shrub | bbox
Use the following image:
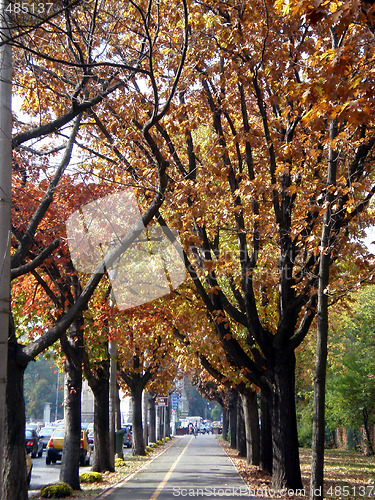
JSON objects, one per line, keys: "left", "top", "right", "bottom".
{"left": 80, "top": 472, "right": 103, "bottom": 483}
{"left": 165, "top": 436, "right": 170, "bottom": 442}
{"left": 41, "top": 482, "right": 73, "bottom": 498}
{"left": 156, "top": 440, "right": 163, "bottom": 446}
{"left": 115, "top": 458, "right": 126, "bottom": 468}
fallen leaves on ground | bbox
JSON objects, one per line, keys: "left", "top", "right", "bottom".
{"left": 219, "top": 439, "right": 375, "bottom": 500}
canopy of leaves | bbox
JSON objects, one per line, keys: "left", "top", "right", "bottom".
{"left": 326, "top": 286, "right": 375, "bottom": 431}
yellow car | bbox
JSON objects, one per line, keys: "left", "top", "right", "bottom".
{"left": 46, "top": 427, "right": 91, "bottom": 466}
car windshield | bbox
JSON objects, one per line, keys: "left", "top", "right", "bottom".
{"left": 25, "top": 430, "right": 33, "bottom": 438}
{"left": 53, "top": 429, "right": 65, "bottom": 438}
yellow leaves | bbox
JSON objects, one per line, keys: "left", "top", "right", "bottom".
{"left": 274, "top": 0, "right": 290, "bottom": 15}
{"left": 329, "top": 2, "right": 338, "bottom": 13}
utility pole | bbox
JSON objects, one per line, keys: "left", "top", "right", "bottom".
{"left": 0, "top": 0, "right": 12, "bottom": 485}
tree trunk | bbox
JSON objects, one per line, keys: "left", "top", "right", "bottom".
{"left": 131, "top": 382, "right": 145, "bottom": 455}
{"left": 60, "top": 322, "right": 83, "bottom": 490}
{"left": 269, "top": 351, "right": 303, "bottom": 491}
{"left": 229, "top": 391, "right": 238, "bottom": 449}
{"left": 260, "top": 390, "right": 272, "bottom": 474}
{"left": 2, "top": 340, "right": 28, "bottom": 500}
{"left": 149, "top": 393, "right": 156, "bottom": 443}
{"left": 236, "top": 394, "right": 246, "bottom": 457}
{"left": 89, "top": 361, "right": 114, "bottom": 472}
{"left": 222, "top": 405, "right": 229, "bottom": 440}
{"left": 310, "top": 112, "right": 338, "bottom": 500}
{"left": 362, "top": 408, "right": 374, "bottom": 456}
{"left": 241, "top": 391, "right": 260, "bottom": 466}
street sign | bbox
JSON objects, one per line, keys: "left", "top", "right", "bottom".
{"left": 155, "top": 396, "right": 168, "bottom": 407}
{"left": 171, "top": 393, "right": 180, "bottom": 410}
{"left": 171, "top": 409, "right": 176, "bottom": 415}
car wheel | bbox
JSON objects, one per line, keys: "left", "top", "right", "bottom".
{"left": 38, "top": 449, "right": 43, "bottom": 458}
{"left": 31, "top": 451, "right": 36, "bottom": 459}
{"left": 52, "top": 459, "right": 56, "bottom": 464}
{"left": 46, "top": 456, "right": 51, "bottom": 465}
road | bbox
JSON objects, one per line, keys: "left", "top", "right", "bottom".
{"left": 100, "top": 434, "right": 251, "bottom": 500}
{"left": 28, "top": 449, "right": 94, "bottom": 491}
{"left": 29, "top": 449, "right": 58, "bottom": 491}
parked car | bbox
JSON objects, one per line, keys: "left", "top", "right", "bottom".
{"left": 46, "top": 427, "right": 91, "bottom": 466}
{"left": 25, "top": 428, "right": 43, "bottom": 458}
{"left": 38, "top": 426, "right": 55, "bottom": 449}
{"left": 122, "top": 424, "right": 132, "bottom": 448}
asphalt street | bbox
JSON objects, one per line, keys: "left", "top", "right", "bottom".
{"left": 100, "top": 434, "right": 252, "bottom": 500}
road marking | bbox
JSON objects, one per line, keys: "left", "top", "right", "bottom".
{"left": 150, "top": 436, "right": 193, "bottom": 500}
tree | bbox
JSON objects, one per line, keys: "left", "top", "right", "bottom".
{"left": 81, "top": 292, "right": 114, "bottom": 472}
{"left": 172, "top": 287, "right": 263, "bottom": 465}
{"left": 272, "top": 2, "right": 375, "bottom": 496}
{"left": 146, "top": 0, "right": 375, "bottom": 490}
{"left": 115, "top": 303, "right": 179, "bottom": 455}
{"left": 0, "top": 0, "right": 13, "bottom": 486}
{"left": 23, "top": 355, "right": 64, "bottom": 422}
{"left": 326, "top": 286, "right": 375, "bottom": 455}
{"left": 3, "top": 0, "right": 189, "bottom": 496}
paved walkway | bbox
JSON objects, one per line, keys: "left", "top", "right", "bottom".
{"left": 99, "top": 434, "right": 252, "bottom": 499}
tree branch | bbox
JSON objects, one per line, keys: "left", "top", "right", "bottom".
{"left": 11, "top": 239, "right": 60, "bottom": 280}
